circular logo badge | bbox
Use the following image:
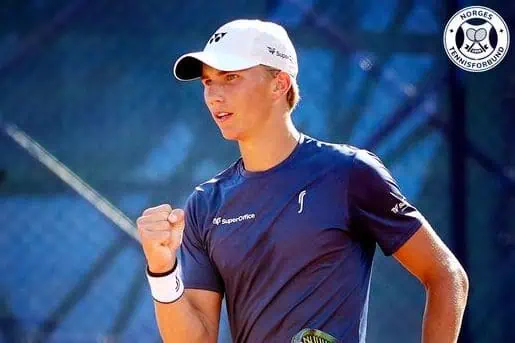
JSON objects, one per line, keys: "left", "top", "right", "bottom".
{"left": 444, "top": 6, "right": 510, "bottom": 72}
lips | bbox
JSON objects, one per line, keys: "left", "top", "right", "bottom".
{"left": 214, "top": 111, "right": 234, "bottom": 122}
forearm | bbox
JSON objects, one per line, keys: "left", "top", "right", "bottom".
{"left": 154, "top": 295, "right": 218, "bottom": 343}
{"left": 421, "top": 268, "right": 469, "bottom": 343}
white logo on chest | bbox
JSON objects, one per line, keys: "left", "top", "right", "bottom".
{"left": 297, "top": 190, "right": 307, "bottom": 214}
{"left": 212, "top": 213, "right": 256, "bottom": 225}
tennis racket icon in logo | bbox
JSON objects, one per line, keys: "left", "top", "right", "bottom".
{"left": 466, "top": 27, "right": 487, "bottom": 51}
{"left": 459, "top": 22, "right": 493, "bottom": 59}
{"left": 468, "top": 28, "right": 487, "bottom": 41}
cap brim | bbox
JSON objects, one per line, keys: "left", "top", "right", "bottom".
{"left": 173, "top": 51, "right": 259, "bottom": 81}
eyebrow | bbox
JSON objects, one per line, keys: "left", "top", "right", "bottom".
{"left": 200, "top": 70, "right": 232, "bottom": 80}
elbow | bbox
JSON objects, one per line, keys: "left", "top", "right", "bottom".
{"left": 447, "top": 260, "right": 469, "bottom": 297}
{"left": 446, "top": 264, "right": 469, "bottom": 309}
{"left": 456, "top": 265, "right": 469, "bottom": 296}
{"left": 425, "top": 260, "right": 469, "bottom": 300}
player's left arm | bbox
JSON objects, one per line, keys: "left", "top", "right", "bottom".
{"left": 348, "top": 149, "right": 469, "bottom": 342}
{"left": 393, "top": 218, "right": 469, "bottom": 343}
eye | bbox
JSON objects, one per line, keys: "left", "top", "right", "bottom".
{"left": 225, "top": 74, "right": 239, "bottom": 81}
{"left": 202, "top": 78, "right": 212, "bottom": 86}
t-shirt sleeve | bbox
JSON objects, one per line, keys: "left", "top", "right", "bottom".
{"left": 348, "top": 149, "right": 423, "bottom": 255}
{"left": 179, "top": 191, "right": 224, "bottom": 293}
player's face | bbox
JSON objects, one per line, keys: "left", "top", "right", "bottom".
{"left": 201, "top": 64, "right": 275, "bottom": 141}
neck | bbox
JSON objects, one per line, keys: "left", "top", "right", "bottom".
{"left": 238, "top": 113, "right": 300, "bottom": 172}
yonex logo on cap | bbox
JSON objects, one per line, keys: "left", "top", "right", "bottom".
{"left": 208, "top": 32, "right": 227, "bottom": 44}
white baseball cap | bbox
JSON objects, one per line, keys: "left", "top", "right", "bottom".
{"left": 173, "top": 19, "right": 298, "bottom": 81}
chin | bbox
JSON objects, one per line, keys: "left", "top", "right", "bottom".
{"left": 219, "top": 129, "right": 241, "bottom": 141}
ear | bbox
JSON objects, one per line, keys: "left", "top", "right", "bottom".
{"left": 271, "top": 72, "right": 291, "bottom": 100}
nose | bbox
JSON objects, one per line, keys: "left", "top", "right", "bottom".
{"left": 205, "top": 83, "right": 225, "bottom": 106}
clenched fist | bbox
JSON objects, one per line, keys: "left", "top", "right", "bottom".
{"left": 137, "top": 204, "right": 185, "bottom": 273}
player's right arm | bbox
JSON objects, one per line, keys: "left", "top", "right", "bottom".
{"left": 137, "top": 204, "right": 223, "bottom": 343}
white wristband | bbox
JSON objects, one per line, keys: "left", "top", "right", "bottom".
{"left": 146, "top": 264, "right": 185, "bottom": 303}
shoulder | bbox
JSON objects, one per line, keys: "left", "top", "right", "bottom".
{"left": 306, "top": 135, "right": 385, "bottom": 171}
{"left": 349, "top": 148, "right": 393, "bottom": 185}
{"left": 301, "top": 134, "right": 365, "bottom": 172}
{"left": 300, "top": 135, "right": 392, "bottom": 189}
{"left": 303, "top": 134, "right": 358, "bottom": 157}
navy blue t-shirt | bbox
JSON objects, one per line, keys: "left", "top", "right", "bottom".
{"left": 179, "top": 134, "right": 422, "bottom": 343}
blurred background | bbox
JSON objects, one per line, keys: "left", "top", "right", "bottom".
{"left": 0, "top": 0, "right": 514, "bottom": 342}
